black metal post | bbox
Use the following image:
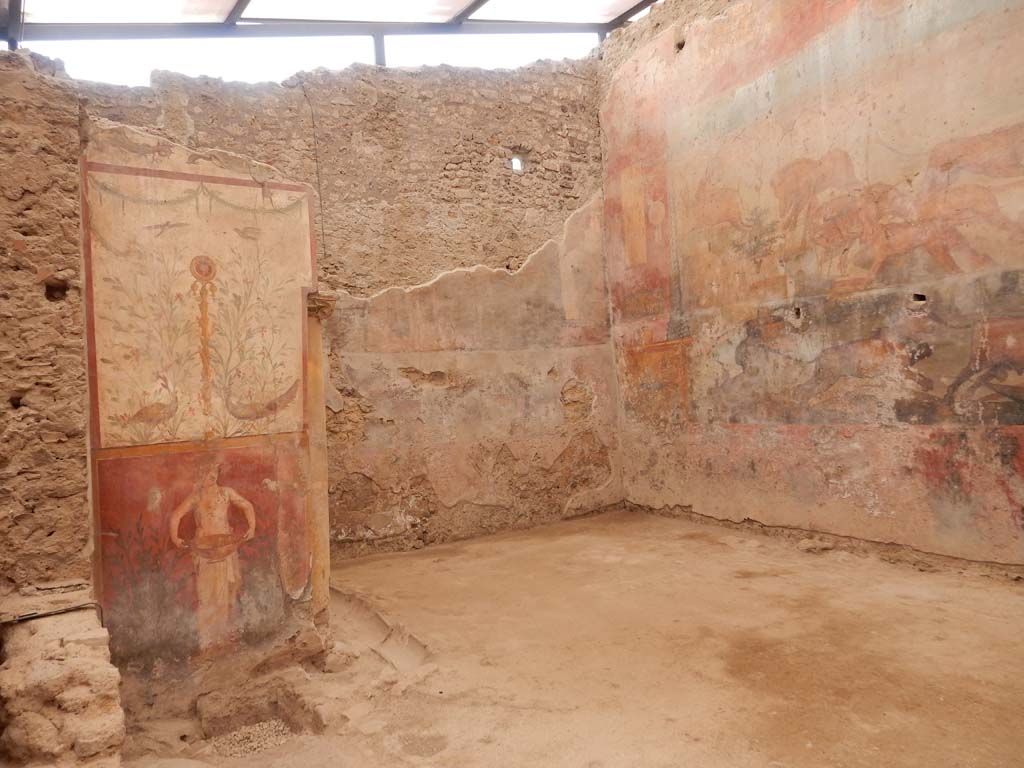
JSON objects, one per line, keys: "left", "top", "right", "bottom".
{"left": 224, "top": 0, "right": 253, "bottom": 25}
{"left": 7, "top": 0, "right": 23, "bottom": 51}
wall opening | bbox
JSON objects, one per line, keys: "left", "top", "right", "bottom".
{"left": 44, "top": 277, "right": 68, "bottom": 302}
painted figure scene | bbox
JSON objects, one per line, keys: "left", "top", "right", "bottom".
{"left": 1, "top": 1, "right": 1023, "bottom": 767}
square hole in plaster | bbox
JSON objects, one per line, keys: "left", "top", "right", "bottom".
{"left": 912, "top": 293, "right": 927, "bottom": 302}
{"left": 45, "top": 280, "right": 68, "bottom": 302}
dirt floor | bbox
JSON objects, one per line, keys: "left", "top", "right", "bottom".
{"left": 133, "top": 509, "right": 1024, "bottom": 768}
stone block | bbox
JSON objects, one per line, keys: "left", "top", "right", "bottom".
{"left": 1, "top": 711, "right": 66, "bottom": 760}
{"left": 69, "top": 711, "right": 126, "bottom": 758}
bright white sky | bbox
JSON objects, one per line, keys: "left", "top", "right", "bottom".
{"left": 26, "top": 33, "right": 603, "bottom": 86}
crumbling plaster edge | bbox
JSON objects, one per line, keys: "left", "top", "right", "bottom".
{"left": 325, "top": 193, "right": 605, "bottom": 307}
{"left": 79, "top": 115, "right": 317, "bottom": 196}
{"left": 597, "top": 1, "right": 735, "bottom": 100}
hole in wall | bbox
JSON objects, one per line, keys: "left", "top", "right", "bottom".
{"left": 508, "top": 145, "right": 531, "bottom": 175}
{"left": 912, "top": 293, "right": 927, "bottom": 302}
{"left": 793, "top": 306, "right": 802, "bottom": 319}
{"left": 675, "top": 38, "right": 686, "bottom": 52}
{"left": 44, "top": 277, "right": 68, "bottom": 302}
{"left": 9, "top": 394, "right": 22, "bottom": 409}
{"left": 910, "top": 342, "right": 933, "bottom": 365}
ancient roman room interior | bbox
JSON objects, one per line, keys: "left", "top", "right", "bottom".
{"left": 1, "top": 0, "right": 1023, "bottom": 765}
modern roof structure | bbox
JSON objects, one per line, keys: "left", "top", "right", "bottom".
{"left": 2, "top": 1, "right": 661, "bottom": 62}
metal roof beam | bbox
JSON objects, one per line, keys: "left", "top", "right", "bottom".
{"left": 20, "top": 20, "right": 607, "bottom": 40}
{"left": 605, "top": 0, "right": 659, "bottom": 31}
{"left": 224, "top": 0, "right": 252, "bottom": 24}
{"left": 450, "top": 0, "right": 492, "bottom": 23}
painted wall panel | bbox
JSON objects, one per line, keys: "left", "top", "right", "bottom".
{"left": 83, "top": 123, "right": 320, "bottom": 662}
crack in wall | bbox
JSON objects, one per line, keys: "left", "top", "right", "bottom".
{"left": 298, "top": 77, "right": 329, "bottom": 271}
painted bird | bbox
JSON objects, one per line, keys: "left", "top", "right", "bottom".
{"left": 118, "top": 374, "right": 179, "bottom": 427}
{"left": 226, "top": 378, "right": 299, "bottom": 421}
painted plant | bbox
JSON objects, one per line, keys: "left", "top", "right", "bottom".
{"left": 88, "top": 172, "right": 309, "bottom": 448}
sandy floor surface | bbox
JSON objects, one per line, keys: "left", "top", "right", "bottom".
{"left": 134, "top": 509, "right": 1024, "bottom": 768}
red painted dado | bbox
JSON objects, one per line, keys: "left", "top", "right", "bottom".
{"left": 96, "top": 437, "right": 309, "bottom": 660}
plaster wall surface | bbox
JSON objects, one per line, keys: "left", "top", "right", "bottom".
{"left": 602, "top": 0, "right": 1024, "bottom": 562}
{"left": 326, "top": 196, "right": 622, "bottom": 556}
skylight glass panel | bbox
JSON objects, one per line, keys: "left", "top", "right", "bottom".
{"left": 243, "top": 0, "right": 467, "bottom": 22}
{"left": 386, "top": 33, "right": 600, "bottom": 68}
{"left": 469, "top": 0, "right": 641, "bottom": 23}
{"left": 24, "top": 0, "right": 237, "bottom": 24}
{"left": 28, "top": 36, "right": 375, "bottom": 86}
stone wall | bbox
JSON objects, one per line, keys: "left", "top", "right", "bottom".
{"left": 0, "top": 603, "right": 125, "bottom": 767}
{"left": 66, "top": 55, "right": 606, "bottom": 557}
{"left": 327, "top": 195, "right": 621, "bottom": 557}
{"left": 0, "top": 36, "right": 614, "bottom": 596}
{"left": 76, "top": 61, "right": 602, "bottom": 296}
{"left": 598, "top": 0, "right": 733, "bottom": 93}
{"left": 0, "top": 52, "right": 91, "bottom": 596}
{"left": 602, "top": 0, "right": 1024, "bottom": 563}
{"left": 3, "top": 0, "right": 1022, "bottom": 616}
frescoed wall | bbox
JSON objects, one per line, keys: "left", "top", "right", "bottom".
{"left": 325, "top": 197, "right": 622, "bottom": 555}
{"left": 603, "top": 0, "right": 1024, "bottom": 562}
{"left": 82, "top": 122, "right": 321, "bottom": 662}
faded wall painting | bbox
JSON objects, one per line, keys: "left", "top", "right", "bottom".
{"left": 324, "top": 198, "right": 622, "bottom": 556}
{"left": 603, "top": 0, "right": 1024, "bottom": 562}
{"left": 83, "top": 123, "right": 317, "bottom": 662}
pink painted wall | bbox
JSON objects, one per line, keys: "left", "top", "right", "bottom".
{"left": 602, "top": 0, "right": 1024, "bottom": 562}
